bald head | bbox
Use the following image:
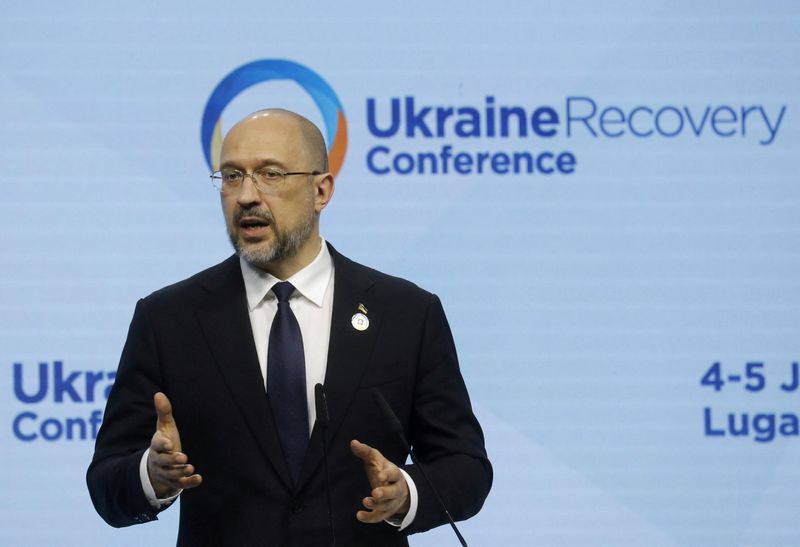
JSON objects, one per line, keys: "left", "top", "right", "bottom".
{"left": 223, "top": 109, "right": 329, "bottom": 173}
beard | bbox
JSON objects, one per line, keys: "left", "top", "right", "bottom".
{"left": 227, "top": 206, "right": 314, "bottom": 270}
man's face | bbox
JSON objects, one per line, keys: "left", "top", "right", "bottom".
{"left": 219, "top": 113, "right": 319, "bottom": 271}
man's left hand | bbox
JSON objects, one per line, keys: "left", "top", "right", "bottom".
{"left": 350, "top": 439, "right": 410, "bottom": 523}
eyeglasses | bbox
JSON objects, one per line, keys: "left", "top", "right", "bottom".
{"left": 210, "top": 167, "right": 320, "bottom": 193}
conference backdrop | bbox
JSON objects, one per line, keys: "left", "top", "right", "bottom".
{"left": 1, "top": 2, "right": 798, "bottom": 546}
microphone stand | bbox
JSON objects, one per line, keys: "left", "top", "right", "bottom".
{"left": 315, "top": 383, "right": 336, "bottom": 547}
{"left": 371, "top": 388, "right": 468, "bottom": 547}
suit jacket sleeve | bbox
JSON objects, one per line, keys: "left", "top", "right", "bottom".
{"left": 86, "top": 298, "right": 167, "bottom": 527}
{"left": 401, "top": 293, "right": 492, "bottom": 535}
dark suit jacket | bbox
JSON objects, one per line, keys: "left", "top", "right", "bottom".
{"left": 87, "top": 244, "right": 492, "bottom": 547}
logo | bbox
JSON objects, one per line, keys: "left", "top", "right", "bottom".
{"left": 201, "top": 59, "right": 348, "bottom": 176}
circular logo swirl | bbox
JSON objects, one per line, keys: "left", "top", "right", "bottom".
{"left": 201, "top": 59, "right": 347, "bottom": 177}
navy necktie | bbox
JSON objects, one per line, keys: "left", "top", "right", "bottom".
{"left": 267, "top": 281, "right": 309, "bottom": 484}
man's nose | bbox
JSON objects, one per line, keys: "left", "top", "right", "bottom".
{"left": 236, "top": 174, "right": 261, "bottom": 205}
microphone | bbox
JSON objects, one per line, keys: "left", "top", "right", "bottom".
{"left": 315, "top": 383, "right": 336, "bottom": 547}
{"left": 371, "top": 388, "right": 468, "bottom": 547}
{"left": 315, "top": 383, "right": 330, "bottom": 427}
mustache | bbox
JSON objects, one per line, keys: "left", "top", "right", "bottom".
{"left": 234, "top": 207, "right": 275, "bottom": 225}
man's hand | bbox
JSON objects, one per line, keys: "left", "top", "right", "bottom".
{"left": 350, "top": 439, "right": 410, "bottom": 523}
{"left": 147, "top": 392, "right": 202, "bottom": 499}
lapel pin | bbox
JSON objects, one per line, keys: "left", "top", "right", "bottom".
{"left": 351, "top": 304, "right": 369, "bottom": 332}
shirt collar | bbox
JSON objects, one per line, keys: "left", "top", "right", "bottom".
{"left": 239, "top": 237, "right": 333, "bottom": 311}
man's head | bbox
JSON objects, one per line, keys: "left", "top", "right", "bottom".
{"left": 218, "top": 109, "right": 334, "bottom": 278}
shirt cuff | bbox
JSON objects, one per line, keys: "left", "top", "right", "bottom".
{"left": 384, "top": 468, "right": 418, "bottom": 531}
{"left": 139, "top": 449, "right": 182, "bottom": 509}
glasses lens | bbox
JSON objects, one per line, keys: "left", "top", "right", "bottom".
{"left": 219, "top": 168, "right": 244, "bottom": 188}
{"left": 254, "top": 168, "right": 284, "bottom": 187}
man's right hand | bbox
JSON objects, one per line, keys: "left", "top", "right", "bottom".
{"left": 147, "top": 392, "right": 203, "bottom": 499}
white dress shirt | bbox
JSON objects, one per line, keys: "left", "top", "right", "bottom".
{"left": 240, "top": 236, "right": 335, "bottom": 432}
{"left": 139, "top": 238, "right": 417, "bottom": 529}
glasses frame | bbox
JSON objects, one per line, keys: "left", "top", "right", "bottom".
{"left": 210, "top": 167, "right": 321, "bottom": 193}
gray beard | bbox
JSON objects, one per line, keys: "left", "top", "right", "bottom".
{"left": 228, "top": 211, "right": 314, "bottom": 270}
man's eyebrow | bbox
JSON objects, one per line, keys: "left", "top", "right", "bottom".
{"left": 219, "top": 158, "right": 289, "bottom": 171}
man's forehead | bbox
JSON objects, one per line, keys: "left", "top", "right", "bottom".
{"left": 220, "top": 109, "right": 326, "bottom": 170}
{"left": 228, "top": 112, "right": 304, "bottom": 139}
{"left": 222, "top": 116, "right": 305, "bottom": 155}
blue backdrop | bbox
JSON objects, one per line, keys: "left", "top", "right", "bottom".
{"left": 1, "top": 2, "right": 798, "bottom": 546}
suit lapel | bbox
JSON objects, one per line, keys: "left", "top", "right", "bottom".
{"left": 193, "top": 255, "right": 294, "bottom": 491}
{"left": 297, "top": 244, "right": 383, "bottom": 488}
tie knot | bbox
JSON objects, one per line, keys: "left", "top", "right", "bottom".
{"left": 271, "top": 281, "right": 295, "bottom": 303}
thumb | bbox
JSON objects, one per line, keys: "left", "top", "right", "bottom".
{"left": 154, "top": 392, "right": 176, "bottom": 430}
{"left": 350, "top": 439, "right": 376, "bottom": 463}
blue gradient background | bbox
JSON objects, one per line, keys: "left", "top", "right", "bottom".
{"left": 1, "top": 2, "right": 798, "bottom": 546}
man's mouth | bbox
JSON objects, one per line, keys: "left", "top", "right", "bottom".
{"left": 239, "top": 217, "right": 269, "bottom": 228}
{"left": 238, "top": 216, "right": 272, "bottom": 238}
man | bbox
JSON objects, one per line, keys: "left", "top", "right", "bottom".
{"left": 87, "top": 109, "right": 491, "bottom": 546}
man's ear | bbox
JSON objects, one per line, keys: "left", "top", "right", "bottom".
{"left": 314, "top": 173, "right": 335, "bottom": 213}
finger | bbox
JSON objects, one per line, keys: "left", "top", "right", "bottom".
{"left": 177, "top": 473, "right": 203, "bottom": 490}
{"left": 154, "top": 392, "right": 176, "bottom": 429}
{"left": 154, "top": 471, "right": 204, "bottom": 492}
{"left": 357, "top": 484, "right": 408, "bottom": 524}
{"left": 149, "top": 462, "right": 191, "bottom": 486}
{"left": 357, "top": 508, "right": 391, "bottom": 524}
{"left": 357, "top": 501, "right": 402, "bottom": 524}
{"left": 150, "top": 433, "right": 175, "bottom": 454}
{"left": 350, "top": 439, "right": 377, "bottom": 462}
{"left": 351, "top": 440, "right": 391, "bottom": 473}
{"left": 149, "top": 455, "right": 200, "bottom": 480}
{"left": 151, "top": 450, "right": 189, "bottom": 468}
{"left": 372, "top": 482, "right": 401, "bottom": 501}
{"left": 373, "top": 464, "right": 402, "bottom": 485}
{"left": 152, "top": 464, "right": 195, "bottom": 482}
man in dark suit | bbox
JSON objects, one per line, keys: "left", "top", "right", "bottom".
{"left": 87, "top": 109, "right": 491, "bottom": 546}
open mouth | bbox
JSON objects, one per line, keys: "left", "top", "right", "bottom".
{"left": 239, "top": 217, "right": 270, "bottom": 229}
{"left": 238, "top": 216, "right": 271, "bottom": 238}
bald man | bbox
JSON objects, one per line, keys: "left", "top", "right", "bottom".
{"left": 87, "top": 110, "right": 491, "bottom": 547}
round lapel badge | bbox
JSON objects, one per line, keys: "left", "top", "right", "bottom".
{"left": 351, "top": 312, "right": 369, "bottom": 331}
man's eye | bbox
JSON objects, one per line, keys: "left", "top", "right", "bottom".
{"left": 222, "top": 171, "right": 242, "bottom": 182}
{"left": 260, "top": 169, "right": 283, "bottom": 181}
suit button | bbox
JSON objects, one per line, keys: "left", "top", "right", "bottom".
{"left": 291, "top": 499, "right": 305, "bottom": 513}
